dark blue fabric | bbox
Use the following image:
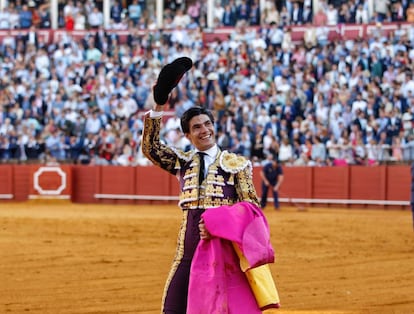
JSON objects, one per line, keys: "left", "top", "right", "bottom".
{"left": 163, "top": 209, "right": 203, "bottom": 313}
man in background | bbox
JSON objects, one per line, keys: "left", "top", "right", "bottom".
{"left": 260, "top": 155, "right": 284, "bottom": 210}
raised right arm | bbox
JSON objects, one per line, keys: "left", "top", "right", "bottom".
{"left": 141, "top": 113, "right": 179, "bottom": 175}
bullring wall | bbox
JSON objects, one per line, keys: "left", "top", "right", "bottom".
{"left": 0, "top": 164, "right": 410, "bottom": 209}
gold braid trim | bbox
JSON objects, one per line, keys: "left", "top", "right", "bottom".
{"left": 235, "top": 164, "right": 260, "bottom": 206}
{"left": 220, "top": 151, "right": 250, "bottom": 174}
{"left": 170, "top": 146, "right": 194, "bottom": 162}
{"left": 142, "top": 117, "right": 184, "bottom": 174}
{"left": 161, "top": 210, "right": 188, "bottom": 313}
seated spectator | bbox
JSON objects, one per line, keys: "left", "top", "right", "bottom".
{"left": 222, "top": 4, "right": 237, "bottom": 26}
{"left": 278, "top": 137, "right": 293, "bottom": 164}
{"left": 326, "top": 4, "right": 338, "bottom": 26}
{"left": 65, "top": 12, "right": 74, "bottom": 30}
{"left": 355, "top": 4, "right": 369, "bottom": 24}
{"left": 128, "top": 0, "right": 142, "bottom": 26}
{"left": 111, "top": 0, "right": 124, "bottom": 24}
{"left": 249, "top": 0, "right": 261, "bottom": 26}
{"left": 74, "top": 11, "right": 86, "bottom": 30}
{"left": 263, "top": 1, "right": 280, "bottom": 25}
{"left": 338, "top": 3, "right": 352, "bottom": 24}
{"left": 374, "top": 0, "right": 390, "bottom": 22}
{"left": 0, "top": 7, "right": 11, "bottom": 29}
{"left": 0, "top": 1, "right": 414, "bottom": 168}
{"left": 88, "top": 7, "right": 103, "bottom": 29}
{"left": 19, "top": 4, "right": 33, "bottom": 29}
{"left": 7, "top": 5, "right": 20, "bottom": 29}
{"left": 311, "top": 136, "right": 326, "bottom": 166}
{"left": 279, "top": 6, "right": 290, "bottom": 26}
{"left": 407, "top": 2, "right": 414, "bottom": 22}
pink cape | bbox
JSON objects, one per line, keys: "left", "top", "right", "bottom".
{"left": 187, "top": 202, "right": 275, "bottom": 314}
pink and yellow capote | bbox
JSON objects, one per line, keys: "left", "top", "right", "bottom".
{"left": 187, "top": 201, "right": 280, "bottom": 313}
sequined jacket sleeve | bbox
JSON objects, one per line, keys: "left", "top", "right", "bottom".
{"left": 235, "top": 162, "right": 260, "bottom": 207}
{"left": 141, "top": 116, "right": 179, "bottom": 175}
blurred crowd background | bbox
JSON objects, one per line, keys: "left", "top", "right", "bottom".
{"left": 1, "top": 0, "right": 414, "bottom": 167}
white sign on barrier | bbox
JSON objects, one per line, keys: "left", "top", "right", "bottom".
{"left": 33, "top": 167, "right": 67, "bottom": 195}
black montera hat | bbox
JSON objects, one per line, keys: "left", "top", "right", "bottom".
{"left": 153, "top": 57, "right": 193, "bottom": 105}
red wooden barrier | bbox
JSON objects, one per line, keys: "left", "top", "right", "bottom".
{"left": 312, "top": 166, "right": 350, "bottom": 208}
{"left": 349, "top": 166, "right": 387, "bottom": 208}
{"left": 72, "top": 165, "right": 97, "bottom": 203}
{"left": 280, "top": 167, "right": 313, "bottom": 199}
{"left": 13, "top": 165, "right": 31, "bottom": 202}
{"left": 135, "top": 166, "right": 175, "bottom": 204}
{"left": 0, "top": 164, "right": 410, "bottom": 209}
{"left": 96, "top": 166, "right": 136, "bottom": 205}
{"left": 0, "top": 165, "right": 13, "bottom": 201}
{"left": 386, "top": 165, "right": 411, "bottom": 209}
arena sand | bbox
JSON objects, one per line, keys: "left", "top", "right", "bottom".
{"left": 1, "top": 203, "right": 413, "bottom": 314}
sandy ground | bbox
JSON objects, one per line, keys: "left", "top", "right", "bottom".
{"left": 1, "top": 202, "right": 414, "bottom": 314}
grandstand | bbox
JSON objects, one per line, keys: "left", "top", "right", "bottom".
{"left": 0, "top": 0, "right": 413, "bottom": 166}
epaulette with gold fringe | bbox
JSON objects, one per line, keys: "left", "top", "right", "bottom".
{"left": 219, "top": 151, "right": 250, "bottom": 174}
{"left": 170, "top": 147, "right": 195, "bottom": 170}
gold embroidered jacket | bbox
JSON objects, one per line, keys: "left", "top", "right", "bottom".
{"left": 141, "top": 116, "right": 259, "bottom": 210}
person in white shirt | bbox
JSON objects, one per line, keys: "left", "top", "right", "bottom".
{"left": 352, "top": 93, "right": 367, "bottom": 114}
{"left": 74, "top": 11, "right": 86, "bottom": 30}
{"left": 63, "top": 0, "right": 75, "bottom": 17}
{"left": 268, "top": 23, "right": 284, "bottom": 48}
{"left": 213, "top": 1, "right": 225, "bottom": 26}
{"left": 278, "top": 137, "right": 293, "bottom": 163}
{"left": 263, "top": 1, "right": 280, "bottom": 25}
{"left": 9, "top": 7, "right": 20, "bottom": 29}
{"left": 355, "top": 4, "right": 369, "bottom": 23}
{"left": 401, "top": 72, "right": 414, "bottom": 98}
{"left": 88, "top": 7, "right": 103, "bottom": 28}
{"left": 326, "top": 4, "right": 338, "bottom": 25}
{"left": 315, "top": 25, "right": 330, "bottom": 47}
{"left": 251, "top": 30, "right": 267, "bottom": 50}
{"left": 170, "top": 24, "right": 189, "bottom": 46}
{"left": 35, "top": 48, "right": 50, "bottom": 75}
{"left": 0, "top": 7, "right": 10, "bottom": 29}
{"left": 173, "top": 8, "right": 191, "bottom": 28}
{"left": 2, "top": 30, "right": 16, "bottom": 50}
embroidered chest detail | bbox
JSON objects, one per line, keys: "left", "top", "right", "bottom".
{"left": 220, "top": 151, "right": 250, "bottom": 173}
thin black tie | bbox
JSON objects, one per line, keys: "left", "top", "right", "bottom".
{"left": 198, "top": 152, "right": 206, "bottom": 186}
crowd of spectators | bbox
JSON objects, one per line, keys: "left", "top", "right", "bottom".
{"left": 1, "top": 0, "right": 414, "bottom": 30}
{"left": 1, "top": 0, "right": 414, "bottom": 167}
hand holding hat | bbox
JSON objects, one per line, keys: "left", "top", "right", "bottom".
{"left": 153, "top": 57, "right": 193, "bottom": 105}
